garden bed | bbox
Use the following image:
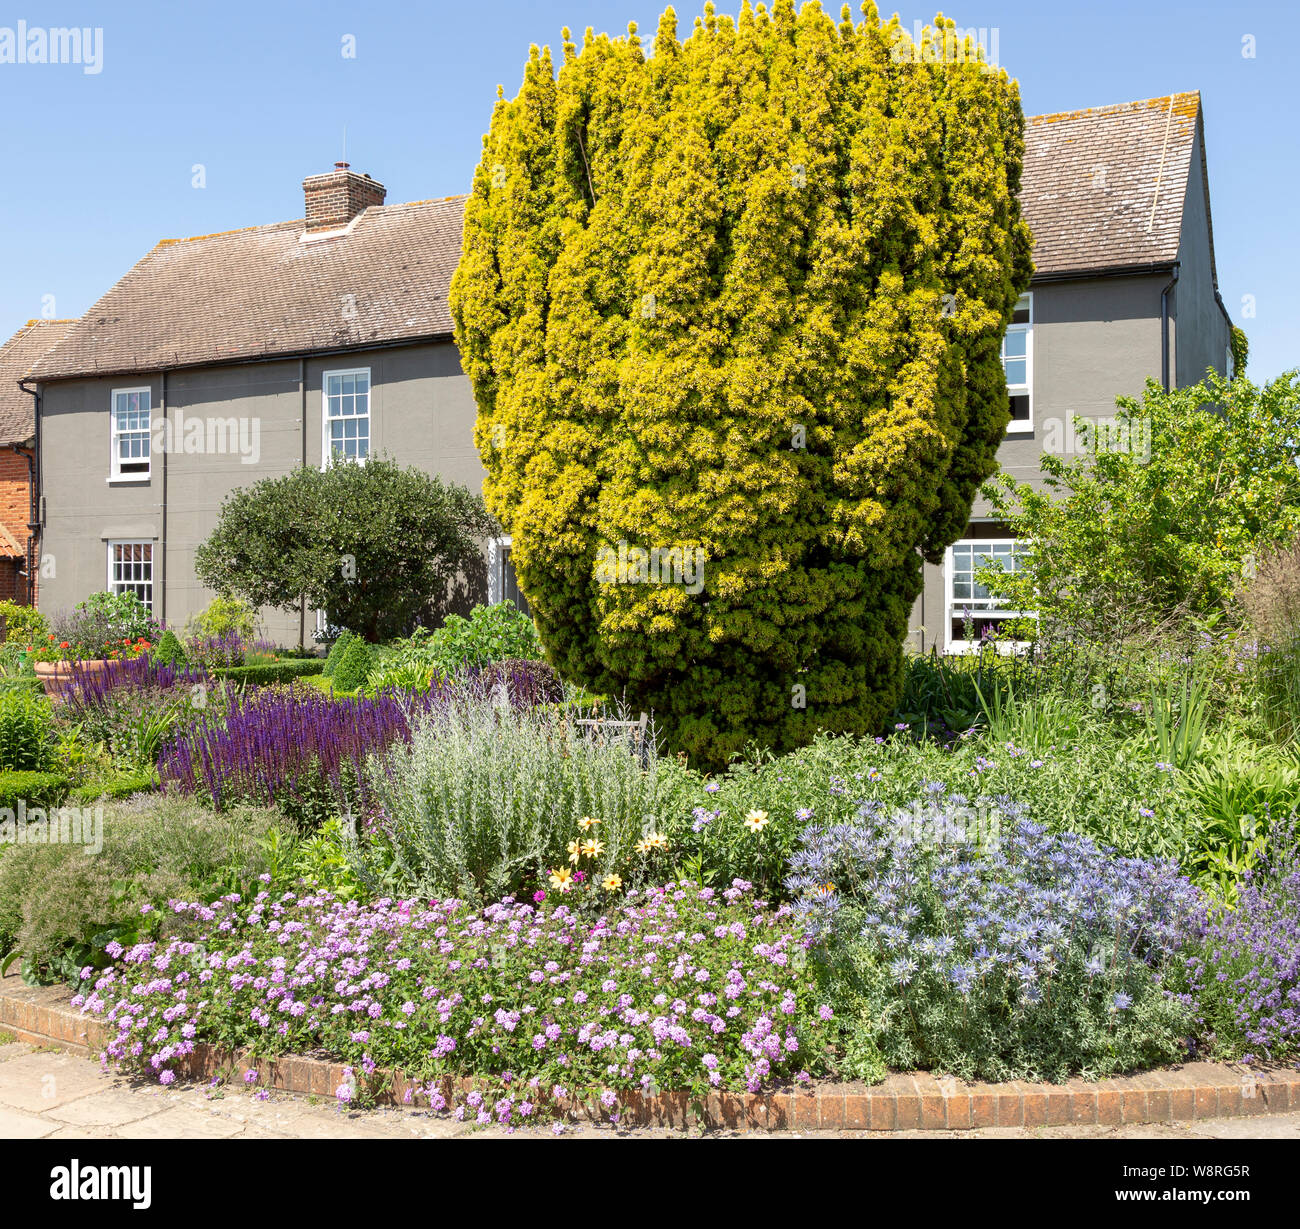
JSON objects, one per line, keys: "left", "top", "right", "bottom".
{"left": 0, "top": 971, "right": 1291, "bottom": 1132}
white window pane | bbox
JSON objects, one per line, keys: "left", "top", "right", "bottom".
{"left": 1004, "top": 358, "right": 1026, "bottom": 386}
{"left": 1003, "top": 331, "right": 1027, "bottom": 359}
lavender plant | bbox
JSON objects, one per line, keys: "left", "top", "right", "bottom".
{"left": 77, "top": 880, "right": 833, "bottom": 1122}
{"left": 1180, "top": 819, "right": 1300, "bottom": 1060}
{"left": 789, "top": 795, "right": 1204, "bottom": 1082}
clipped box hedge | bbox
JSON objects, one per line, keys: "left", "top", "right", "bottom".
{"left": 213, "top": 659, "right": 324, "bottom": 686}
{"left": 67, "top": 770, "right": 158, "bottom": 804}
{"left": 0, "top": 770, "right": 71, "bottom": 811}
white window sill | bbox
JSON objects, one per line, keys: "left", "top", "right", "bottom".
{"left": 946, "top": 639, "right": 1033, "bottom": 657}
{"left": 1005, "top": 422, "right": 1034, "bottom": 436}
{"left": 107, "top": 475, "right": 152, "bottom": 484}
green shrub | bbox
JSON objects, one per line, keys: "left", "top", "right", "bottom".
{"left": 428, "top": 602, "right": 541, "bottom": 669}
{"left": 0, "top": 688, "right": 55, "bottom": 771}
{"left": 367, "top": 695, "right": 660, "bottom": 901}
{"left": 151, "top": 629, "right": 188, "bottom": 668}
{"left": 48, "top": 591, "right": 159, "bottom": 660}
{"left": 213, "top": 659, "right": 324, "bottom": 686}
{"left": 0, "top": 794, "right": 283, "bottom": 983}
{"left": 322, "top": 629, "right": 354, "bottom": 678}
{"left": 0, "top": 600, "right": 49, "bottom": 646}
{"left": 365, "top": 659, "right": 439, "bottom": 693}
{"left": 983, "top": 371, "right": 1300, "bottom": 641}
{"left": 195, "top": 458, "right": 496, "bottom": 641}
{"left": 330, "top": 637, "right": 375, "bottom": 694}
{"left": 0, "top": 770, "right": 69, "bottom": 811}
{"left": 188, "top": 595, "right": 258, "bottom": 642}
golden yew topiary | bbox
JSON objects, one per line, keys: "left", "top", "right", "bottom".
{"left": 451, "top": 1, "right": 1033, "bottom": 767}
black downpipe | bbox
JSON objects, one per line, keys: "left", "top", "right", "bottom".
{"left": 159, "top": 372, "right": 167, "bottom": 626}
{"left": 16, "top": 377, "right": 41, "bottom": 606}
{"left": 298, "top": 357, "right": 307, "bottom": 650}
{"left": 1160, "top": 265, "right": 1181, "bottom": 391}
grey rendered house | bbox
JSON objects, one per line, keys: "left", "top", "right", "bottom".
{"left": 25, "top": 92, "right": 1231, "bottom": 651}
{"left": 913, "top": 91, "right": 1233, "bottom": 653}
{"left": 28, "top": 169, "right": 488, "bottom": 645}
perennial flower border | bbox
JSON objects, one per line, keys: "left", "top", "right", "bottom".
{"left": 74, "top": 879, "right": 835, "bottom": 1128}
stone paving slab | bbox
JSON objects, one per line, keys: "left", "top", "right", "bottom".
{"left": 0, "top": 1049, "right": 126, "bottom": 1113}
{"left": 0, "top": 1103, "right": 60, "bottom": 1138}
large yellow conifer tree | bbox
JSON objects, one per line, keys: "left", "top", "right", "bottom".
{"left": 451, "top": 2, "right": 1033, "bottom": 767}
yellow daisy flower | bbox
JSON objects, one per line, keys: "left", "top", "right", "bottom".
{"left": 744, "top": 809, "right": 770, "bottom": 832}
{"left": 581, "top": 839, "right": 606, "bottom": 859}
{"left": 577, "top": 816, "right": 601, "bottom": 832}
{"left": 602, "top": 874, "right": 623, "bottom": 892}
{"left": 566, "top": 839, "right": 582, "bottom": 865}
{"left": 548, "top": 867, "right": 573, "bottom": 891}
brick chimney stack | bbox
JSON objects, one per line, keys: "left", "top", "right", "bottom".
{"left": 302, "top": 162, "right": 386, "bottom": 233}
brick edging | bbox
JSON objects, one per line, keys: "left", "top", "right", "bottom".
{"left": 1, "top": 975, "right": 1294, "bottom": 1131}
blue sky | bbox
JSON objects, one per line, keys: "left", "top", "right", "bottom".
{"left": 1, "top": 0, "right": 1296, "bottom": 380}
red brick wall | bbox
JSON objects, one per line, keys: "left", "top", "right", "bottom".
{"left": 0, "top": 449, "right": 34, "bottom": 605}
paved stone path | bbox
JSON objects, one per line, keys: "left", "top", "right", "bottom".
{"left": 3, "top": 1038, "right": 1298, "bottom": 1140}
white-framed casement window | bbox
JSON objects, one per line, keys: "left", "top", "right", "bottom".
{"left": 107, "top": 541, "right": 154, "bottom": 612}
{"left": 1002, "top": 293, "right": 1033, "bottom": 433}
{"left": 110, "top": 387, "right": 152, "bottom": 480}
{"left": 487, "top": 536, "right": 531, "bottom": 617}
{"left": 945, "top": 537, "right": 1033, "bottom": 654}
{"left": 322, "top": 368, "right": 371, "bottom": 466}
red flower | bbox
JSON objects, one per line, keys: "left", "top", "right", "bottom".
{"left": 59, "top": 641, "right": 70, "bottom": 650}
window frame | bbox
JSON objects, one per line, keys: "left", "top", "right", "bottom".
{"left": 488, "top": 535, "right": 530, "bottom": 616}
{"left": 944, "top": 536, "right": 1034, "bottom": 655}
{"left": 106, "top": 540, "right": 155, "bottom": 612}
{"left": 321, "top": 366, "right": 372, "bottom": 469}
{"left": 109, "top": 385, "right": 153, "bottom": 482}
{"left": 1002, "top": 292, "right": 1033, "bottom": 435}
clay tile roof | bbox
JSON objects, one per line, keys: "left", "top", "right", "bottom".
{"left": 29, "top": 93, "right": 1206, "bottom": 382}
{"left": 31, "top": 196, "right": 466, "bottom": 381}
{"left": 0, "top": 318, "right": 76, "bottom": 442}
{"left": 1022, "top": 91, "right": 1202, "bottom": 276}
